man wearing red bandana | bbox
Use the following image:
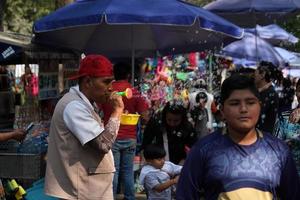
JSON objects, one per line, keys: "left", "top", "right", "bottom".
{"left": 45, "top": 55, "right": 124, "bottom": 200}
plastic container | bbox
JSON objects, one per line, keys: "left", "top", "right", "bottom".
{"left": 120, "top": 114, "right": 140, "bottom": 125}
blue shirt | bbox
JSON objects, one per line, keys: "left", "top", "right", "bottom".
{"left": 140, "top": 161, "right": 182, "bottom": 200}
{"left": 274, "top": 109, "right": 300, "bottom": 177}
{"left": 176, "top": 131, "right": 300, "bottom": 200}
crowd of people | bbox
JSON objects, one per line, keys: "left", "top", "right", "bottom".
{"left": 1, "top": 54, "right": 300, "bottom": 199}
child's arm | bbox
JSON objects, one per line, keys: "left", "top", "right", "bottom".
{"left": 153, "top": 176, "right": 179, "bottom": 193}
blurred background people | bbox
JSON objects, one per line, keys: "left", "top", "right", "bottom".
{"left": 21, "top": 65, "right": 39, "bottom": 97}
{"left": 278, "top": 78, "right": 295, "bottom": 113}
{"left": 274, "top": 79, "right": 300, "bottom": 178}
{"left": 254, "top": 62, "right": 279, "bottom": 133}
{"left": 101, "top": 62, "right": 149, "bottom": 200}
{"left": 142, "top": 101, "right": 197, "bottom": 165}
{"left": 189, "top": 79, "right": 216, "bottom": 132}
{"left": 189, "top": 91, "right": 209, "bottom": 138}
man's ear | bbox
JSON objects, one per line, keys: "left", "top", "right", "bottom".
{"left": 86, "top": 76, "right": 94, "bottom": 87}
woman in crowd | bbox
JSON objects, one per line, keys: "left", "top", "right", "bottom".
{"left": 20, "top": 65, "right": 39, "bottom": 101}
{"left": 142, "top": 101, "right": 197, "bottom": 165}
{"left": 274, "top": 79, "right": 300, "bottom": 178}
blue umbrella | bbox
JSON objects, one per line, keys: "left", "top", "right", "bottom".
{"left": 232, "top": 58, "right": 257, "bottom": 69}
{"left": 221, "top": 33, "right": 285, "bottom": 67}
{"left": 274, "top": 47, "right": 300, "bottom": 66}
{"left": 33, "top": 0, "right": 243, "bottom": 57}
{"left": 204, "top": 0, "right": 300, "bottom": 26}
{"left": 245, "top": 24, "right": 299, "bottom": 45}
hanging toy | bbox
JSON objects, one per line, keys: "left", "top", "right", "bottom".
{"left": 187, "top": 52, "right": 197, "bottom": 70}
{"left": 181, "top": 89, "right": 189, "bottom": 101}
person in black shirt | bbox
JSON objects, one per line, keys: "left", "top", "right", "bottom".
{"left": 189, "top": 91, "right": 209, "bottom": 138}
{"left": 142, "top": 101, "right": 197, "bottom": 164}
{"left": 254, "top": 62, "right": 279, "bottom": 133}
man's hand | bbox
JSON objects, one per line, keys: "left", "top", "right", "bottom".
{"left": 12, "top": 129, "right": 26, "bottom": 142}
{"left": 110, "top": 92, "right": 124, "bottom": 118}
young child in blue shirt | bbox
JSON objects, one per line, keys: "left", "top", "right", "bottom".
{"left": 139, "top": 144, "right": 182, "bottom": 200}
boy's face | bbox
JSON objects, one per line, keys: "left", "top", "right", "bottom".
{"left": 147, "top": 157, "right": 165, "bottom": 169}
{"left": 198, "top": 98, "right": 207, "bottom": 108}
{"left": 166, "top": 112, "right": 182, "bottom": 128}
{"left": 221, "top": 89, "right": 260, "bottom": 133}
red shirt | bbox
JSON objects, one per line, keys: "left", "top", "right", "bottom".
{"left": 101, "top": 80, "right": 148, "bottom": 139}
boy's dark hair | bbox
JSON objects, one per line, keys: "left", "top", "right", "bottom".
{"left": 162, "top": 101, "right": 187, "bottom": 126}
{"left": 143, "top": 144, "right": 166, "bottom": 160}
{"left": 196, "top": 91, "right": 208, "bottom": 103}
{"left": 113, "top": 62, "right": 131, "bottom": 81}
{"left": 220, "top": 74, "right": 260, "bottom": 105}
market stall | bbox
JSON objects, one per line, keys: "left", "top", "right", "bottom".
{"left": 0, "top": 31, "right": 79, "bottom": 199}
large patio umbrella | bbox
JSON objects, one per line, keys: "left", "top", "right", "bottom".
{"left": 0, "top": 32, "right": 78, "bottom": 65}
{"left": 33, "top": 0, "right": 243, "bottom": 56}
{"left": 274, "top": 47, "right": 300, "bottom": 67}
{"left": 32, "top": 0, "right": 244, "bottom": 83}
{"left": 220, "top": 33, "right": 285, "bottom": 67}
{"left": 245, "top": 24, "right": 299, "bottom": 45}
{"left": 204, "top": 0, "right": 300, "bottom": 27}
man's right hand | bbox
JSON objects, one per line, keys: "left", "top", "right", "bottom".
{"left": 110, "top": 92, "right": 124, "bottom": 118}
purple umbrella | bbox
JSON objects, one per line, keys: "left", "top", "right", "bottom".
{"left": 220, "top": 33, "right": 285, "bottom": 67}
{"left": 204, "top": 0, "right": 300, "bottom": 27}
{"left": 33, "top": 0, "right": 244, "bottom": 84}
{"left": 245, "top": 24, "right": 299, "bottom": 45}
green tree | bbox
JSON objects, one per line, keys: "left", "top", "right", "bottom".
{"left": 187, "top": 0, "right": 213, "bottom": 6}
{"left": 0, "top": 0, "right": 6, "bottom": 31}
{"left": 280, "top": 17, "right": 300, "bottom": 52}
{"left": 2, "top": 0, "right": 73, "bottom": 35}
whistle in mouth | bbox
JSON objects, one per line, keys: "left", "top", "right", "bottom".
{"left": 117, "top": 88, "right": 133, "bottom": 99}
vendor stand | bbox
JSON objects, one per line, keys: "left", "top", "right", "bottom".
{"left": 0, "top": 31, "right": 78, "bottom": 199}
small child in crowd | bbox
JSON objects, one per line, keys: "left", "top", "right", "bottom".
{"left": 189, "top": 91, "right": 209, "bottom": 138}
{"left": 139, "top": 144, "right": 182, "bottom": 200}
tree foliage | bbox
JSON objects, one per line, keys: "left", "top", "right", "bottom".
{"left": 2, "top": 0, "right": 300, "bottom": 52}
{"left": 186, "top": 0, "right": 213, "bottom": 6}
{"left": 2, "top": 0, "right": 73, "bottom": 35}
{"left": 279, "top": 16, "right": 300, "bottom": 52}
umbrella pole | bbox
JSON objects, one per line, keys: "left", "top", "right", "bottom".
{"left": 254, "top": 14, "right": 259, "bottom": 66}
{"left": 131, "top": 48, "right": 135, "bottom": 86}
{"left": 208, "top": 53, "right": 213, "bottom": 93}
{"left": 131, "top": 26, "right": 135, "bottom": 86}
